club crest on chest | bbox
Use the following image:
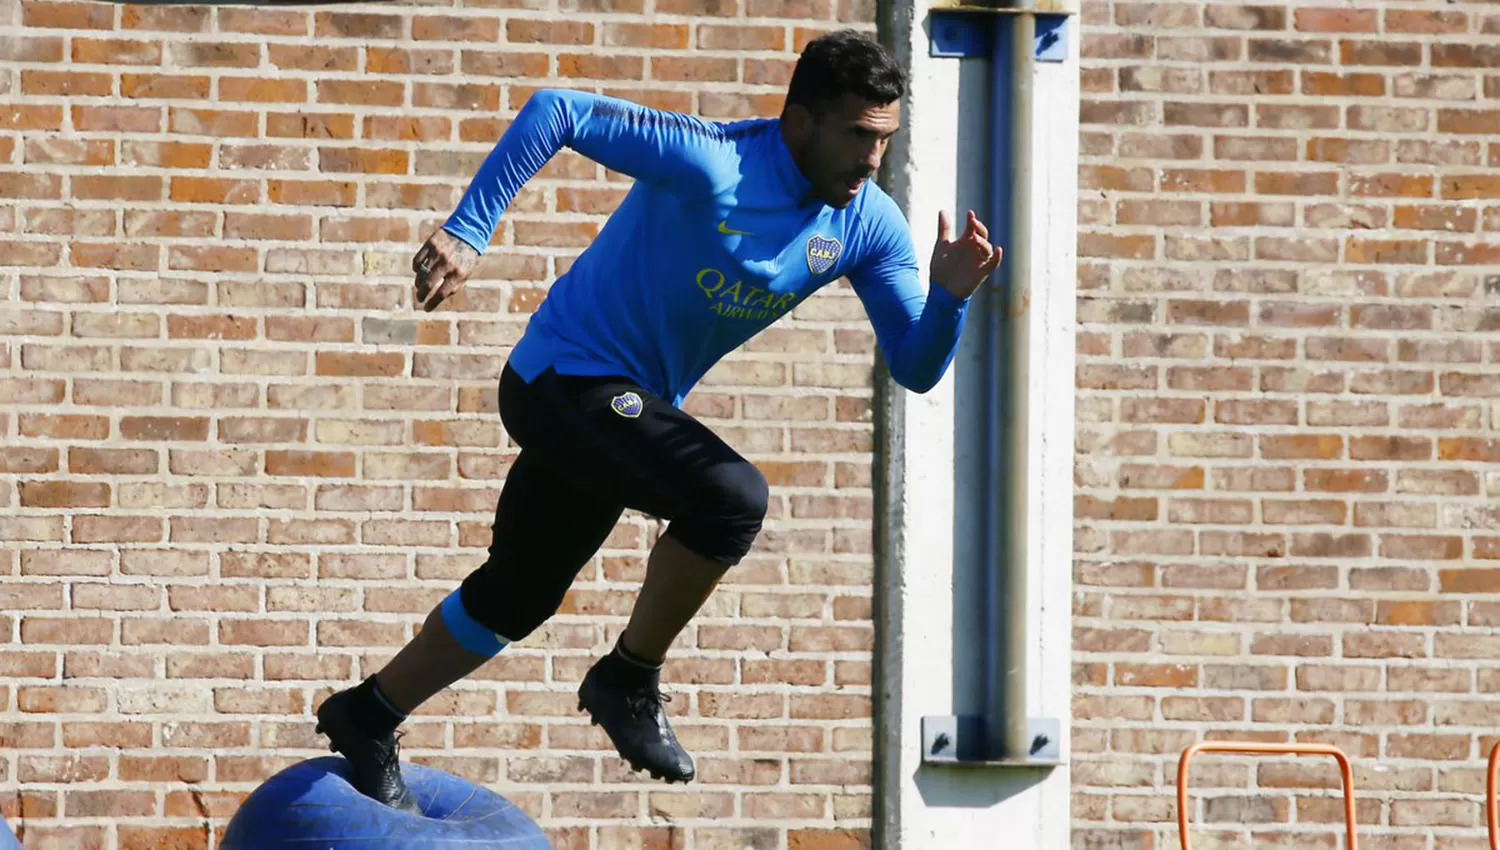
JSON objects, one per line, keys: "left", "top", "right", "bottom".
{"left": 806, "top": 235, "right": 842, "bottom": 275}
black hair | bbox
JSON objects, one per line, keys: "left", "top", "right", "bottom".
{"left": 784, "top": 29, "right": 906, "bottom": 117}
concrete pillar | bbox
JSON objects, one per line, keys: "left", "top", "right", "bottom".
{"left": 875, "top": 3, "right": 1080, "bottom": 848}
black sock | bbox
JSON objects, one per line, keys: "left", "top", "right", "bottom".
{"left": 607, "top": 637, "right": 662, "bottom": 683}
{"left": 615, "top": 637, "right": 663, "bottom": 669}
{"left": 348, "top": 676, "right": 407, "bottom": 739}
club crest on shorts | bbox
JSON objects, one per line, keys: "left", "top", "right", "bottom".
{"left": 806, "top": 235, "right": 842, "bottom": 275}
{"left": 610, "top": 391, "right": 643, "bottom": 418}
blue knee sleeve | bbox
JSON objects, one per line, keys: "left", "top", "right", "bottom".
{"left": 440, "top": 590, "right": 510, "bottom": 659}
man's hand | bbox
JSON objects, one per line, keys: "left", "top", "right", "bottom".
{"left": 929, "top": 209, "right": 1003, "bottom": 301}
{"left": 412, "top": 228, "right": 481, "bottom": 312}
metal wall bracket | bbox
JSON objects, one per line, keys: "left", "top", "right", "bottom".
{"left": 921, "top": 715, "right": 1063, "bottom": 767}
{"left": 929, "top": 11, "right": 1071, "bottom": 62}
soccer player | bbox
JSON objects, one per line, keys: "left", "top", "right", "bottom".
{"left": 315, "top": 29, "right": 1002, "bottom": 811}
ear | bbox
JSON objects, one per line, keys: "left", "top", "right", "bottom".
{"left": 782, "top": 102, "right": 815, "bottom": 142}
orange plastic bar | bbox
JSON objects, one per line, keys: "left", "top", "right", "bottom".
{"left": 1176, "top": 741, "right": 1358, "bottom": 850}
{"left": 1487, "top": 740, "right": 1500, "bottom": 850}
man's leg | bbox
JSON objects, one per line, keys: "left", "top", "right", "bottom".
{"left": 316, "top": 424, "right": 624, "bottom": 807}
{"left": 312, "top": 604, "right": 488, "bottom": 814}
{"left": 372, "top": 601, "right": 490, "bottom": 713}
{"left": 543, "top": 379, "right": 767, "bottom": 783}
{"left": 619, "top": 532, "right": 728, "bottom": 663}
{"left": 346, "top": 365, "right": 767, "bottom": 785}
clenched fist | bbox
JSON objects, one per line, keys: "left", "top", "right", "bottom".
{"left": 412, "top": 228, "right": 481, "bottom": 312}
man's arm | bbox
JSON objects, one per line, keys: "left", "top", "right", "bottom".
{"left": 847, "top": 201, "right": 1001, "bottom": 393}
{"left": 442, "top": 89, "right": 733, "bottom": 255}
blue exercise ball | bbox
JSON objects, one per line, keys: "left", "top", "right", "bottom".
{"left": 221, "top": 756, "right": 551, "bottom": 849}
{"left": 0, "top": 815, "right": 18, "bottom": 850}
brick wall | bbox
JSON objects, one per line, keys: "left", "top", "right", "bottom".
{"left": 1075, "top": 2, "right": 1500, "bottom": 848}
{"left": 0, "top": 1, "right": 879, "bottom": 847}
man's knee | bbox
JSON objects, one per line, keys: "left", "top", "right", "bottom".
{"left": 458, "top": 562, "right": 567, "bottom": 644}
{"left": 667, "top": 461, "right": 768, "bottom": 566}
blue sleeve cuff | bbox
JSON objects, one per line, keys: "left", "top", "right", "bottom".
{"left": 442, "top": 223, "right": 488, "bottom": 256}
{"left": 926, "top": 281, "right": 968, "bottom": 310}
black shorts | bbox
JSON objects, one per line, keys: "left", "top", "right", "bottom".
{"left": 457, "top": 363, "right": 768, "bottom": 641}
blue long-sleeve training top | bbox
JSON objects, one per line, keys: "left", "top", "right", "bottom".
{"left": 442, "top": 88, "right": 971, "bottom": 408}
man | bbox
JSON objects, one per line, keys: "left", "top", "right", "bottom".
{"left": 315, "top": 29, "right": 1002, "bottom": 811}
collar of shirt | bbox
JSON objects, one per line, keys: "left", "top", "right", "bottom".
{"left": 766, "top": 122, "right": 820, "bottom": 208}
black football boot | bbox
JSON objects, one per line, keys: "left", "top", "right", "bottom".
{"left": 315, "top": 687, "right": 422, "bottom": 814}
{"left": 577, "top": 653, "right": 695, "bottom": 783}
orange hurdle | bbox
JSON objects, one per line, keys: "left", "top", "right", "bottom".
{"left": 1176, "top": 741, "right": 1358, "bottom": 850}
{"left": 1487, "top": 740, "right": 1500, "bottom": 850}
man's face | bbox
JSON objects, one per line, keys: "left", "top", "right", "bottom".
{"left": 786, "top": 93, "right": 901, "bottom": 208}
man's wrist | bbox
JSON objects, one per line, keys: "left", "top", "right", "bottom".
{"left": 441, "top": 223, "right": 488, "bottom": 257}
{"left": 930, "top": 278, "right": 970, "bottom": 305}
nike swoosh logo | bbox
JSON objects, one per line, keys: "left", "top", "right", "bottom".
{"left": 718, "top": 220, "right": 752, "bottom": 236}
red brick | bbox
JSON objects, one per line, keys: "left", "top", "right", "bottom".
{"left": 218, "top": 7, "right": 306, "bottom": 34}
{"left": 73, "top": 105, "right": 162, "bottom": 133}
{"left": 216, "top": 77, "right": 307, "bottom": 103}
{"left": 0, "top": 174, "right": 62, "bottom": 200}
{"left": 1350, "top": 173, "right": 1435, "bottom": 199}
{"left": 118, "top": 73, "right": 210, "bottom": 100}
{"left": 364, "top": 116, "right": 452, "bottom": 144}
{"left": 72, "top": 176, "right": 162, "bottom": 202}
{"left": 19, "top": 482, "right": 110, "bottom": 508}
{"left": 170, "top": 177, "right": 261, "bottom": 205}
{"left": 0, "top": 105, "right": 63, "bottom": 131}
{"left": 318, "top": 147, "right": 408, "bottom": 175}
{"left": 72, "top": 243, "right": 158, "bottom": 271}
{"left": 560, "top": 53, "right": 647, "bottom": 80}
{"left": 603, "top": 22, "right": 690, "bottom": 49}
{"left": 20, "top": 413, "right": 110, "bottom": 439}
{"left": 224, "top": 213, "right": 313, "bottom": 242}
{"left": 414, "top": 82, "right": 500, "bottom": 111}
{"left": 69, "top": 448, "right": 158, "bottom": 475}
{"left": 1439, "top": 109, "right": 1500, "bottom": 135}
{"left": 119, "top": 416, "right": 210, "bottom": 442}
{"left": 1246, "top": 37, "right": 1330, "bottom": 64}
{"left": 219, "top": 144, "right": 313, "bottom": 171}
{"left": 1295, "top": 7, "right": 1375, "bottom": 32}
{"left": 0, "top": 447, "right": 60, "bottom": 474}
{"left": 1442, "top": 570, "right": 1500, "bottom": 593}
{"left": 269, "top": 180, "right": 358, "bottom": 208}
{"left": 1382, "top": 535, "right": 1462, "bottom": 561}
{"left": 314, "top": 10, "right": 401, "bottom": 37}
{"left": 118, "top": 3, "right": 207, "bottom": 30}
{"left": 265, "top": 112, "right": 356, "bottom": 139}
{"left": 118, "top": 142, "right": 212, "bottom": 172}
{"left": 22, "top": 70, "right": 112, "bottom": 97}
{"left": 413, "top": 15, "right": 500, "bottom": 41}
{"left": 1386, "top": 9, "right": 1467, "bottom": 34}
{"left": 265, "top": 451, "right": 355, "bottom": 478}
{"left": 71, "top": 37, "right": 158, "bottom": 63}
{"left": 656, "top": 0, "right": 734, "bottom": 14}
{"left": 1394, "top": 205, "right": 1477, "bottom": 232}
{"left": 169, "top": 107, "right": 258, "bottom": 138}
{"left": 71, "top": 515, "right": 163, "bottom": 543}
{"left": 314, "top": 352, "right": 405, "bottom": 377}
{"left": 119, "top": 826, "right": 209, "bottom": 850}
{"left": 1302, "top": 71, "right": 1385, "bottom": 97}
{"left": 373, "top": 47, "right": 461, "bottom": 74}
{"left": 24, "top": 0, "right": 114, "bottom": 28}
{"left": 1432, "top": 44, "right": 1500, "bottom": 68}
{"left": 1437, "top": 241, "right": 1500, "bottom": 265}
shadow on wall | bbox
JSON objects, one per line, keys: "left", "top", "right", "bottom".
{"left": 913, "top": 764, "right": 1050, "bottom": 810}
